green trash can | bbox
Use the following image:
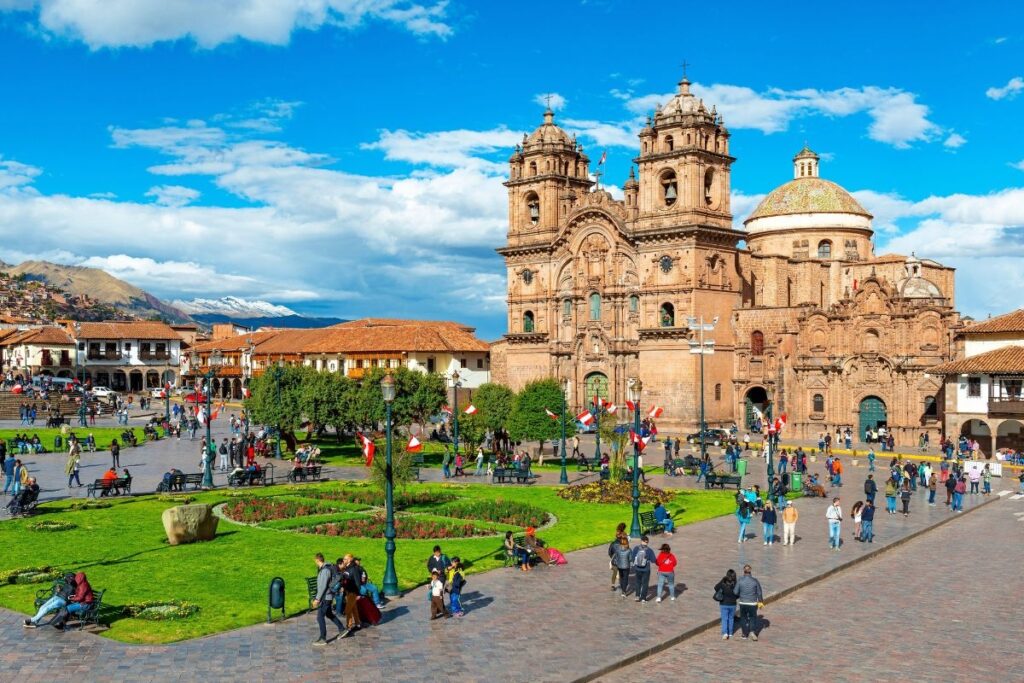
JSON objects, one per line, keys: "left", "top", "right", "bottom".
{"left": 790, "top": 471, "right": 803, "bottom": 492}
{"left": 736, "top": 459, "right": 747, "bottom": 477}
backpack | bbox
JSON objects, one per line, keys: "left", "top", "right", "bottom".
{"left": 614, "top": 546, "right": 631, "bottom": 569}
{"left": 326, "top": 564, "right": 342, "bottom": 598}
{"left": 633, "top": 547, "right": 650, "bottom": 569}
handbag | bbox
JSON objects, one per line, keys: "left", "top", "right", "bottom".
{"left": 713, "top": 587, "right": 724, "bottom": 602}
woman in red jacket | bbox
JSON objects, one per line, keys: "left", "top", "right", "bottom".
{"left": 654, "top": 543, "right": 678, "bottom": 602}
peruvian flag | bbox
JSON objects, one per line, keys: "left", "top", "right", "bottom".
{"left": 242, "top": 387, "right": 251, "bottom": 399}
{"left": 604, "top": 403, "right": 618, "bottom": 415}
{"left": 597, "top": 150, "right": 607, "bottom": 166}
{"left": 441, "top": 405, "right": 453, "bottom": 415}
{"left": 197, "top": 407, "right": 207, "bottom": 426}
{"left": 545, "top": 408, "right": 559, "bottom": 421}
{"left": 210, "top": 401, "right": 225, "bottom": 421}
{"left": 406, "top": 436, "right": 423, "bottom": 452}
{"left": 625, "top": 400, "right": 636, "bottom": 412}
{"left": 774, "top": 413, "right": 788, "bottom": 434}
{"left": 464, "top": 404, "right": 478, "bottom": 415}
{"left": 357, "top": 432, "right": 376, "bottom": 466}
{"left": 630, "top": 430, "right": 652, "bottom": 452}
{"left": 648, "top": 405, "right": 664, "bottom": 419}
{"left": 577, "top": 410, "right": 595, "bottom": 426}
{"left": 593, "top": 394, "right": 603, "bottom": 408}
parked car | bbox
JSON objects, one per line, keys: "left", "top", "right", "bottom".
{"left": 90, "top": 386, "right": 116, "bottom": 399}
{"left": 150, "top": 388, "right": 169, "bottom": 398}
{"left": 685, "top": 428, "right": 730, "bottom": 446}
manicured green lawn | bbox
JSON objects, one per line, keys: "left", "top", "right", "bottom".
{"left": 0, "top": 481, "right": 734, "bottom": 644}
{"left": 0, "top": 427, "right": 147, "bottom": 453}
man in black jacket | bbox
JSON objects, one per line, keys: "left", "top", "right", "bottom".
{"left": 863, "top": 474, "right": 877, "bottom": 505}
{"left": 311, "top": 553, "right": 344, "bottom": 646}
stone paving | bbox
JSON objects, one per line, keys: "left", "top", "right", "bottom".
{"left": 606, "top": 493, "right": 1024, "bottom": 683}
{"left": 0, "top": 458, "right": 1005, "bottom": 682}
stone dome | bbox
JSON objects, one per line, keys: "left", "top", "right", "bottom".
{"left": 745, "top": 177, "right": 872, "bottom": 222}
{"left": 655, "top": 77, "right": 716, "bottom": 124}
{"left": 525, "top": 109, "right": 574, "bottom": 149}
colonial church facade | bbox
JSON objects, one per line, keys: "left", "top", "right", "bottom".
{"left": 490, "top": 74, "right": 961, "bottom": 444}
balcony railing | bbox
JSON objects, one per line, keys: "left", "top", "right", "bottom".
{"left": 139, "top": 352, "right": 172, "bottom": 361}
{"left": 87, "top": 352, "right": 122, "bottom": 361}
{"left": 989, "top": 398, "right": 1024, "bottom": 416}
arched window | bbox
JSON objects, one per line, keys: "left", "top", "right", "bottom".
{"left": 524, "top": 192, "right": 540, "bottom": 225}
{"left": 562, "top": 299, "right": 571, "bottom": 317}
{"left": 660, "top": 170, "right": 677, "bottom": 206}
{"left": 714, "top": 383, "right": 722, "bottom": 401}
{"left": 529, "top": 161, "right": 537, "bottom": 177}
{"left": 523, "top": 311, "right": 535, "bottom": 333}
{"left": 813, "top": 393, "right": 825, "bottom": 413}
{"left": 704, "top": 168, "right": 715, "bottom": 206}
{"left": 817, "top": 240, "right": 832, "bottom": 259}
{"left": 629, "top": 295, "right": 639, "bottom": 313}
{"left": 589, "top": 293, "right": 601, "bottom": 320}
{"left": 924, "top": 395, "right": 938, "bottom": 417}
{"left": 660, "top": 302, "right": 675, "bottom": 327}
{"left": 751, "top": 330, "right": 765, "bottom": 356}
{"left": 643, "top": 142, "right": 648, "bottom": 154}
{"left": 665, "top": 135, "right": 674, "bottom": 152}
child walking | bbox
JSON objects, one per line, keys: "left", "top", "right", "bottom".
{"left": 429, "top": 570, "right": 447, "bottom": 619}
{"left": 447, "top": 556, "right": 466, "bottom": 617}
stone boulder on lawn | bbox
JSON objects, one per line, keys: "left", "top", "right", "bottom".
{"left": 162, "top": 504, "right": 219, "bottom": 546}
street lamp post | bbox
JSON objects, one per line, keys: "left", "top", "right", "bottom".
{"left": 450, "top": 370, "right": 461, "bottom": 461}
{"left": 687, "top": 316, "right": 718, "bottom": 463}
{"left": 164, "top": 373, "right": 171, "bottom": 423}
{"left": 628, "top": 378, "right": 643, "bottom": 539}
{"left": 193, "top": 349, "right": 222, "bottom": 489}
{"left": 559, "top": 378, "right": 569, "bottom": 485}
{"left": 74, "top": 323, "right": 87, "bottom": 427}
{"left": 593, "top": 394, "right": 604, "bottom": 466}
{"left": 274, "top": 359, "right": 284, "bottom": 459}
{"left": 380, "top": 374, "right": 399, "bottom": 596}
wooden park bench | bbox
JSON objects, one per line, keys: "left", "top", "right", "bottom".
{"left": 492, "top": 467, "right": 513, "bottom": 483}
{"left": 305, "top": 576, "right": 319, "bottom": 609}
{"left": 513, "top": 469, "right": 538, "bottom": 484}
{"left": 87, "top": 477, "right": 132, "bottom": 498}
{"left": 704, "top": 473, "right": 743, "bottom": 490}
{"left": 576, "top": 458, "right": 598, "bottom": 472}
{"left": 34, "top": 584, "right": 106, "bottom": 630}
{"left": 639, "top": 510, "right": 665, "bottom": 536}
{"left": 228, "top": 468, "right": 269, "bottom": 487}
{"left": 287, "top": 465, "right": 323, "bottom": 483}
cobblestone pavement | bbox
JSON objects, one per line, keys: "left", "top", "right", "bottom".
{"left": 0, "top": 467, "right": 1006, "bottom": 682}
{"left": 606, "top": 493, "right": 1024, "bottom": 683}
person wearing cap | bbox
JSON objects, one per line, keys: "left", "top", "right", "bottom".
{"left": 654, "top": 543, "right": 677, "bottom": 602}
{"left": 630, "top": 535, "right": 657, "bottom": 602}
{"left": 781, "top": 500, "right": 798, "bottom": 545}
{"left": 652, "top": 502, "right": 675, "bottom": 535}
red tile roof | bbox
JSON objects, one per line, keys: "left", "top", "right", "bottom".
{"left": 928, "top": 345, "right": 1024, "bottom": 375}
{"left": 73, "top": 321, "right": 180, "bottom": 340}
{"left": 962, "top": 309, "right": 1024, "bottom": 334}
{"left": 1, "top": 326, "right": 74, "bottom": 346}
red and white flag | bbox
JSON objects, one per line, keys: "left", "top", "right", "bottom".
{"left": 242, "top": 387, "right": 251, "bottom": 399}
{"left": 545, "top": 408, "right": 559, "bottom": 421}
{"left": 630, "top": 430, "right": 652, "bottom": 452}
{"left": 774, "top": 413, "right": 788, "bottom": 434}
{"left": 441, "top": 405, "right": 453, "bottom": 415}
{"left": 592, "top": 394, "right": 603, "bottom": 408}
{"left": 464, "top": 404, "right": 477, "bottom": 415}
{"left": 597, "top": 150, "right": 607, "bottom": 166}
{"left": 406, "top": 436, "right": 423, "bottom": 452}
{"left": 604, "top": 403, "right": 618, "bottom": 415}
{"left": 357, "top": 432, "right": 375, "bottom": 466}
{"left": 648, "top": 405, "right": 664, "bottom": 419}
{"left": 197, "top": 407, "right": 208, "bottom": 426}
{"left": 625, "top": 400, "right": 636, "bottom": 412}
{"left": 577, "top": 410, "right": 594, "bottom": 426}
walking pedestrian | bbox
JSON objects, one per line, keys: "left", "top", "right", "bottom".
{"left": 885, "top": 476, "right": 898, "bottom": 514}
{"left": 218, "top": 439, "right": 229, "bottom": 472}
{"left": 851, "top": 501, "right": 863, "bottom": 540}
{"left": 761, "top": 500, "right": 776, "bottom": 546}
{"left": 782, "top": 500, "right": 798, "bottom": 545}
{"left": 714, "top": 569, "right": 739, "bottom": 639}
{"left": 968, "top": 467, "right": 980, "bottom": 495}
{"left": 110, "top": 438, "right": 120, "bottom": 469}
{"left": 867, "top": 447, "right": 876, "bottom": 472}
{"left": 735, "top": 565, "right": 764, "bottom": 641}
{"left": 607, "top": 522, "right": 627, "bottom": 590}
{"left": 945, "top": 471, "right": 956, "bottom": 507}
{"left": 928, "top": 472, "right": 937, "bottom": 505}
{"left": 982, "top": 464, "right": 992, "bottom": 495}
{"left": 475, "top": 446, "right": 484, "bottom": 476}
{"left": 863, "top": 474, "right": 877, "bottom": 505}
{"left": 630, "top": 535, "right": 656, "bottom": 602}
{"left": 441, "top": 447, "right": 452, "bottom": 479}
{"left": 736, "top": 501, "right": 753, "bottom": 543}
{"left": 447, "top": 556, "right": 466, "bottom": 617}
{"left": 860, "top": 499, "right": 875, "bottom": 542}
{"left": 612, "top": 536, "right": 632, "bottom": 596}
{"left": 654, "top": 543, "right": 677, "bottom": 602}
{"left": 826, "top": 497, "right": 843, "bottom": 551}
{"left": 65, "top": 447, "right": 81, "bottom": 488}
{"left": 952, "top": 475, "right": 966, "bottom": 512}
{"left": 311, "top": 553, "right": 344, "bottom": 645}
{"left": 900, "top": 479, "right": 912, "bottom": 517}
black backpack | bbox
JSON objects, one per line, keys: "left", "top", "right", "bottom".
{"left": 326, "top": 564, "right": 342, "bottom": 597}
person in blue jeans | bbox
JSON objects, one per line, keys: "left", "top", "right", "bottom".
{"left": 736, "top": 501, "right": 753, "bottom": 543}
{"left": 2, "top": 455, "right": 14, "bottom": 495}
{"left": 778, "top": 452, "right": 788, "bottom": 475}
{"left": 653, "top": 502, "right": 675, "bottom": 534}
{"left": 352, "top": 558, "right": 384, "bottom": 608}
{"left": 447, "top": 557, "right": 466, "bottom": 617}
{"left": 826, "top": 498, "right": 843, "bottom": 550}
{"left": 859, "top": 500, "right": 875, "bottom": 542}
{"left": 867, "top": 448, "right": 876, "bottom": 472}
{"left": 696, "top": 458, "right": 709, "bottom": 483}
{"left": 761, "top": 500, "right": 777, "bottom": 546}
{"left": 715, "top": 569, "right": 739, "bottom": 639}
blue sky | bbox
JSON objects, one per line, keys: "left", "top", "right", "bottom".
{"left": 0, "top": 0, "right": 1021, "bottom": 339}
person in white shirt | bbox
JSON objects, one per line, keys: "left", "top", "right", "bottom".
{"left": 826, "top": 497, "right": 843, "bottom": 551}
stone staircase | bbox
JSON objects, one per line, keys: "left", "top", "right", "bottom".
{"left": 0, "top": 391, "right": 114, "bottom": 421}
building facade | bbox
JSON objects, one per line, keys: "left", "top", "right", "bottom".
{"left": 492, "top": 73, "right": 962, "bottom": 443}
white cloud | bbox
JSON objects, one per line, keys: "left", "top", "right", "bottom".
{"left": 0, "top": 157, "right": 42, "bottom": 191}
{"left": 145, "top": 184, "right": 200, "bottom": 207}
{"left": 361, "top": 127, "right": 520, "bottom": 171}
{"left": 985, "top": 76, "right": 1024, "bottom": 100}
{"left": 533, "top": 93, "right": 567, "bottom": 111}
{"left": 943, "top": 133, "right": 967, "bottom": 149}
{"left": 1, "top": 0, "right": 452, "bottom": 49}
{"left": 625, "top": 82, "right": 943, "bottom": 148}
{"left": 561, "top": 118, "right": 638, "bottom": 149}
{"left": 731, "top": 190, "right": 767, "bottom": 227}
{"left": 1012, "top": 160, "right": 1024, "bottom": 171}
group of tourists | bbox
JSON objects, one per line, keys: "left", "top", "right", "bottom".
{"left": 310, "top": 553, "right": 385, "bottom": 645}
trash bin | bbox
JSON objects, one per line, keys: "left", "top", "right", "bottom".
{"left": 53, "top": 435, "right": 63, "bottom": 450}
{"left": 736, "top": 459, "right": 747, "bottom": 477}
{"left": 790, "top": 471, "right": 803, "bottom": 492}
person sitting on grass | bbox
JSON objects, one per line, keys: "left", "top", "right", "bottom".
{"left": 653, "top": 502, "right": 675, "bottom": 534}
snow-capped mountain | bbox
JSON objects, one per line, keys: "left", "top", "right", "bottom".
{"left": 173, "top": 296, "right": 298, "bottom": 318}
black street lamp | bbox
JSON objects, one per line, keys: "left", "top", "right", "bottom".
{"left": 274, "top": 359, "right": 284, "bottom": 459}
{"left": 380, "top": 373, "right": 399, "bottom": 597}
{"left": 74, "top": 322, "right": 87, "bottom": 427}
{"left": 687, "top": 315, "right": 718, "bottom": 463}
{"left": 628, "top": 377, "right": 643, "bottom": 539}
{"left": 191, "top": 349, "right": 222, "bottom": 489}
{"left": 559, "top": 377, "right": 569, "bottom": 485}
{"left": 450, "top": 370, "right": 461, "bottom": 460}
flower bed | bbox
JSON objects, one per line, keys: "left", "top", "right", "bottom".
{"left": 557, "top": 481, "right": 672, "bottom": 505}
{"left": 123, "top": 600, "right": 200, "bottom": 621}
{"left": 221, "top": 497, "right": 338, "bottom": 523}
{"left": 28, "top": 520, "right": 77, "bottom": 532}
{"left": 306, "top": 488, "right": 456, "bottom": 509}
{"left": 299, "top": 515, "right": 491, "bottom": 539}
{"left": 436, "top": 499, "right": 549, "bottom": 528}
{"left": 0, "top": 566, "right": 62, "bottom": 584}
{"left": 157, "top": 495, "right": 195, "bottom": 504}
{"left": 68, "top": 500, "right": 112, "bottom": 511}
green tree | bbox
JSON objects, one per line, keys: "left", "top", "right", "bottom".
{"left": 368, "top": 442, "right": 417, "bottom": 492}
{"left": 456, "top": 411, "right": 487, "bottom": 453}
{"left": 472, "top": 382, "right": 515, "bottom": 433}
{"left": 507, "top": 378, "right": 568, "bottom": 452}
{"left": 243, "top": 365, "right": 305, "bottom": 453}
{"left": 349, "top": 366, "right": 446, "bottom": 432}
{"left": 300, "top": 369, "right": 355, "bottom": 441}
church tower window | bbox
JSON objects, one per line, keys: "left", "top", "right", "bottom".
{"left": 715, "top": 384, "right": 722, "bottom": 401}
{"left": 660, "top": 170, "right": 678, "bottom": 206}
{"left": 751, "top": 330, "right": 764, "bottom": 356}
{"left": 524, "top": 192, "right": 540, "bottom": 224}
{"left": 529, "top": 161, "right": 537, "bottom": 177}
{"left": 812, "top": 394, "right": 825, "bottom": 413}
{"left": 923, "top": 395, "right": 937, "bottom": 417}
{"left": 704, "top": 168, "right": 715, "bottom": 206}
{"left": 665, "top": 135, "right": 674, "bottom": 152}
{"left": 817, "top": 240, "right": 832, "bottom": 259}
{"left": 562, "top": 299, "right": 572, "bottom": 317}
{"left": 629, "top": 295, "right": 639, "bottom": 313}
{"left": 660, "top": 303, "right": 675, "bottom": 327}
{"left": 523, "top": 311, "right": 535, "bottom": 333}
{"left": 589, "top": 293, "right": 601, "bottom": 320}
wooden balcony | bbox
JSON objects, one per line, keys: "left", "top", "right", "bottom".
{"left": 989, "top": 398, "right": 1024, "bottom": 416}
{"left": 139, "top": 352, "right": 172, "bottom": 361}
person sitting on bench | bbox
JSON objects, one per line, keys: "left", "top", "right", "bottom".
{"left": 653, "top": 502, "right": 675, "bottom": 534}
{"left": 24, "top": 573, "right": 80, "bottom": 629}
{"left": 806, "top": 473, "right": 827, "bottom": 498}
{"left": 50, "top": 572, "right": 93, "bottom": 631}
{"left": 524, "top": 527, "right": 551, "bottom": 565}
{"left": 99, "top": 467, "right": 118, "bottom": 496}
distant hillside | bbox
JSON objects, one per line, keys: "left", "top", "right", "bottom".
{"left": 5, "top": 260, "right": 192, "bottom": 323}
{"left": 191, "top": 313, "right": 347, "bottom": 329}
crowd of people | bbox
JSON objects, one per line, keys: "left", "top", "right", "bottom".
{"left": 310, "top": 553, "right": 387, "bottom": 644}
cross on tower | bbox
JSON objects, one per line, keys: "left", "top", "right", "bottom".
{"left": 593, "top": 168, "right": 603, "bottom": 190}
{"left": 680, "top": 59, "right": 690, "bottom": 78}
{"left": 544, "top": 93, "right": 553, "bottom": 109}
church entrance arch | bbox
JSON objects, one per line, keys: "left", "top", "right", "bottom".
{"left": 858, "top": 396, "right": 887, "bottom": 440}
{"left": 744, "top": 387, "right": 769, "bottom": 431}
{"left": 996, "top": 420, "right": 1023, "bottom": 452}
{"left": 584, "top": 372, "right": 609, "bottom": 407}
